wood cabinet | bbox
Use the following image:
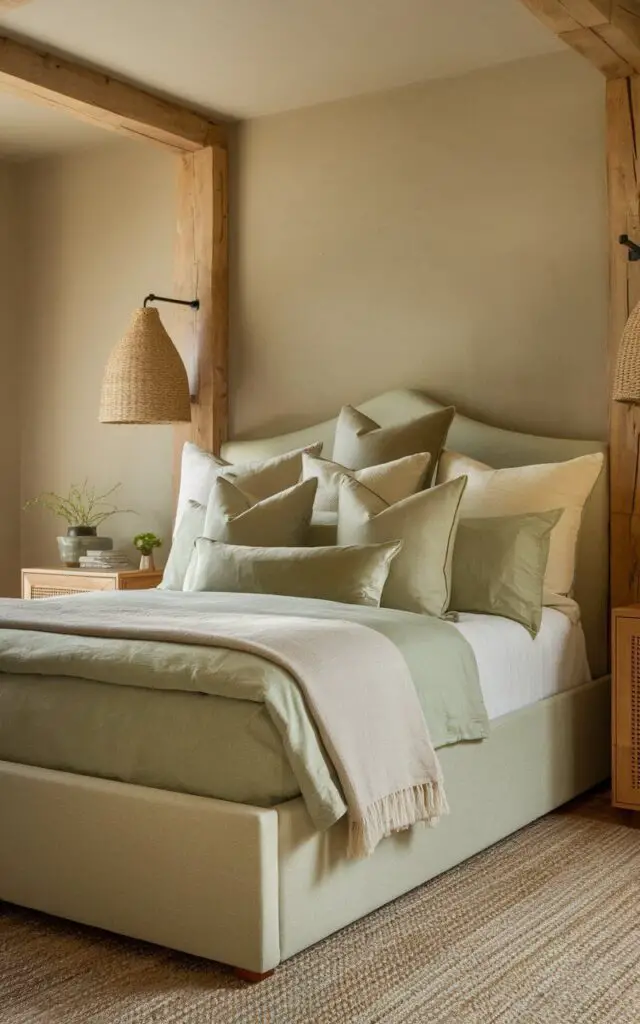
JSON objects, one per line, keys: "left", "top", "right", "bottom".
{"left": 613, "top": 606, "right": 640, "bottom": 810}
{"left": 21, "top": 567, "right": 163, "bottom": 600}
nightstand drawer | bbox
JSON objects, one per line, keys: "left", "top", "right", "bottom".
{"left": 22, "top": 568, "right": 163, "bottom": 599}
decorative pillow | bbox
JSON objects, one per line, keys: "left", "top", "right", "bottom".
{"left": 337, "top": 475, "right": 467, "bottom": 616}
{"left": 436, "top": 450, "right": 604, "bottom": 596}
{"left": 307, "top": 512, "right": 339, "bottom": 547}
{"left": 160, "top": 499, "right": 205, "bottom": 591}
{"left": 183, "top": 538, "right": 402, "bottom": 607}
{"left": 450, "top": 511, "right": 562, "bottom": 637}
{"left": 203, "top": 476, "right": 317, "bottom": 547}
{"left": 175, "top": 441, "right": 322, "bottom": 526}
{"left": 332, "top": 405, "right": 454, "bottom": 479}
{"left": 302, "top": 451, "right": 430, "bottom": 513}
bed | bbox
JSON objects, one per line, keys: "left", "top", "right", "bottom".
{"left": 0, "top": 390, "right": 610, "bottom": 976}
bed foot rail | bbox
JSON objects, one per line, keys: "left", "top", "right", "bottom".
{"left": 233, "top": 967, "right": 275, "bottom": 983}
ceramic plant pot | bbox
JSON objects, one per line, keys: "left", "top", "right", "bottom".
{"left": 139, "top": 553, "right": 155, "bottom": 571}
{"left": 57, "top": 527, "right": 113, "bottom": 567}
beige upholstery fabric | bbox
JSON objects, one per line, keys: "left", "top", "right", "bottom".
{"left": 332, "top": 404, "right": 454, "bottom": 477}
{"left": 184, "top": 538, "right": 401, "bottom": 607}
{"left": 175, "top": 441, "right": 322, "bottom": 526}
{"left": 302, "top": 452, "right": 430, "bottom": 513}
{"left": 203, "top": 477, "right": 317, "bottom": 547}
{"left": 437, "top": 450, "right": 604, "bottom": 597}
{"left": 450, "top": 511, "right": 562, "bottom": 636}
{"left": 337, "top": 476, "right": 467, "bottom": 616}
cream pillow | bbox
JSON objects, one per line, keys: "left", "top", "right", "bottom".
{"left": 175, "top": 441, "right": 322, "bottom": 526}
{"left": 184, "top": 538, "right": 402, "bottom": 607}
{"left": 436, "top": 450, "right": 604, "bottom": 596}
{"left": 337, "top": 475, "right": 467, "bottom": 616}
{"left": 302, "top": 451, "right": 430, "bottom": 513}
{"left": 160, "top": 500, "right": 205, "bottom": 591}
{"left": 332, "top": 404, "right": 454, "bottom": 479}
{"left": 203, "top": 476, "right": 317, "bottom": 547}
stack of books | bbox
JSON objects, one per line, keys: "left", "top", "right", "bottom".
{"left": 78, "top": 550, "right": 133, "bottom": 571}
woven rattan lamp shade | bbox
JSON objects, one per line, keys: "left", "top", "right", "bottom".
{"left": 99, "top": 308, "right": 191, "bottom": 424}
{"left": 614, "top": 301, "right": 640, "bottom": 404}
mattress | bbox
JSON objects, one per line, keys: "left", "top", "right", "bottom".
{"left": 453, "top": 607, "right": 591, "bottom": 721}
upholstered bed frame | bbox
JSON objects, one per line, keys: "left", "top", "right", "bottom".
{"left": 0, "top": 390, "right": 610, "bottom": 975}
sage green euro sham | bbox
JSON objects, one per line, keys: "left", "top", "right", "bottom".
{"left": 332, "top": 404, "right": 454, "bottom": 481}
{"left": 159, "top": 500, "right": 205, "bottom": 591}
{"left": 184, "top": 538, "right": 402, "bottom": 607}
{"left": 450, "top": 510, "right": 562, "bottom": 636}
{"left": 337, "top": 475, "right": 467, "bottom": 616}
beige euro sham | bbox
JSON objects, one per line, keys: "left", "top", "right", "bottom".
{"left": 437, "top": 450, "right": 604, "bottom": 596}
{"left": 332, "top": 404, "right": 454, "bottom": 479}
{"left": 302, "top": 451, "right": 430, "bottom": 513}
{"left": 337, "top": 475, "right": 467, "bottom": 616}
{"left": 183, "top": 538, "right": 402, "bottom": 607}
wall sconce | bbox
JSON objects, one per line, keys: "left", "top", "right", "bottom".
{"left": 99, "top": 294, "right": 199, "bottom": 424}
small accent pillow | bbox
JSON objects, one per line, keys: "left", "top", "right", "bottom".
{"left": 183, "top": 538, "right": 402, "bottom": 607}
{"left": 332, "top": 404, "right": 454, "bottom": 479}
{"left": 437, "top": 450, "right": 604, "bottom": 597}
{"left": 450, "top": 510, "right": 562, "bottom": 637}
{"left": 162, "top": 478, "right": 318, "bottom": 591}
{"left": 175, "top": 440, "right": 322, "bottom": 527}
{"left": 337, "top": 475, "right": 467, "bottom": 616}
{"left": 159, "top": 499, "right": 205, "bottom": 591}
{"left": 302, "top": 451, "right": 430, "bottom": 513}
{"left": 203, "top": 476, "right": 317, "bottom": 547}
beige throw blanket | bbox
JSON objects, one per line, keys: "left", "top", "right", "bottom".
{"left": 0, "top": 598, "right": 447, "bottom": 858}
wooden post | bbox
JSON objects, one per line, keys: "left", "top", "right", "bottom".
{"left": 172, "top": 144, "right": 229, "bottom": 494}
{"left": 608, "top": 78, "right": 640, "bottom": 607}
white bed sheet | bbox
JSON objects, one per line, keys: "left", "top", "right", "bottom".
{"left": 452, "top": 608, "right": 591, "bottom": 721}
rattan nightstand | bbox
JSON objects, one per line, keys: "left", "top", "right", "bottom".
{"left": 612, "top": 605, "right": 640, "bottom": 811}
{"left": 22, "top": 567, "right": 163, "bottom": 599}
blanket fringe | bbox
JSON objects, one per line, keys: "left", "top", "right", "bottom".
{"left": 347, "top": 779, "right": 449, "bottom": 860}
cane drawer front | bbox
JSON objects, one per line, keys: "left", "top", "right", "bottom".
{"left": 613, "top": 612, "right": 640, "bottom": 809}
{"left": 22, "top": 571, "right": 117, "bottom": 600}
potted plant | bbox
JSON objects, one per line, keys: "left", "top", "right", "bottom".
{"left": 133, "top": 532, "right": 162, "bottom": 571}
{"left": 23, "top": 482, "right": 135, "bottom": 567}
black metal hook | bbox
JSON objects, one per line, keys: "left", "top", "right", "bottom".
{"left": 619, "top": 235, "right": 640, "bottom": 261}
{"left": 143, "top": 293, "right": 200, "bottom": 310}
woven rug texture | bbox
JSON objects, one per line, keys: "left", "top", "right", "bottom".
{"left": 1, "top": 812, "right": 640, "bottom": 1023}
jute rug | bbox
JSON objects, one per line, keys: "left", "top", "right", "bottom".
{"left": 2, "top": 811, "right": 640, "bottom": 1023}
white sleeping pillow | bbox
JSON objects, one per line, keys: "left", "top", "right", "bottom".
{"left": 436, "top": 450, "right": 604, "bottom": 596}
{"left": 175, "top": 440, "right": 322, "bottom": 528}
{"left": 302, "top": 451, "right": 430, "bottom": 513}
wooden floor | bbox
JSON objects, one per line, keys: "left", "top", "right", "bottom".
{"left": 560, "top": 782, "right": 640, "bottom": 828}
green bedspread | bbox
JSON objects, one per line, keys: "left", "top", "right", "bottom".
{"left": 0, "top": 590, "right": 487, "bottom": 829}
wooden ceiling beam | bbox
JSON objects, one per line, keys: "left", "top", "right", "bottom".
{"left": 520, "top": 1, "right": 640, "bottom": 77}
{"left": 0, "top": 33, "right": 226, "bottom": 152}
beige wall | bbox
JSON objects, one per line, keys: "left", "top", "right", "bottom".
{"left": 232, "top": 51, "right": 608, "bottom": 442}
{"left": 21, "top": 141, "right": 177, "bottom": 568}
{"left": 0, "top": 162, "right": 23, "bottom": 595}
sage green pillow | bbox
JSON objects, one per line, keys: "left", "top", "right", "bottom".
{"left": 203, "top": 476, "right": 317, "bottom": 547}
{"left": 450, "top": 510, "right": 562, "bottom": 637}
{"left": 332, "top": 404, "right": 454, "bottom": 481}
{"left": 160, "top": 500, "right": 205, "bottom": 591}
{"left": 337, "top": 475, "right": 467, "bottom": 616}
{"left": 183, "top": 538, "right": 402, "bottom": 607}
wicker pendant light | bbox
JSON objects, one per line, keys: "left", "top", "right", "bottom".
{"left": 613, "top": 300, "right": 640, "bottom": 404}
{"left": 99, "top": 307, "right": 191, "bottom": 424}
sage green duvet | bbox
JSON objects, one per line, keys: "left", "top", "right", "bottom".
{"left": 0, "top": 591, "right": 487, "bottom": 830}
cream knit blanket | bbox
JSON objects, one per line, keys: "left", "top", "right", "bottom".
{"left": 0, "top": 595, "right": 448, "bottom": 858}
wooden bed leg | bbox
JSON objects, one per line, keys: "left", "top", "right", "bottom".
{"left": 233, "top": 967, "right": 275, "bottom": 983}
